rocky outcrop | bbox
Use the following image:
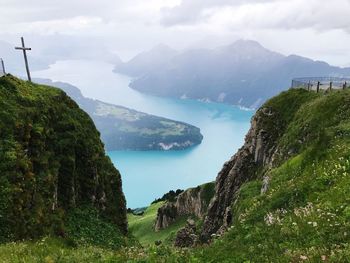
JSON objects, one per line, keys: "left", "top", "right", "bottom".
{"left": 154, "top": 183, "right": 215, "bottom": 231}
{"left": 200, "top": 106, "right": 281, "bottom": 241}
{"left": 174, "top": 219, "right": 199, "bottom": 248}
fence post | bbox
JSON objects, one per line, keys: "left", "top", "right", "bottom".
{"left": 344, "top": 82, "right": 347, "bottom": 90}
{"left": 329, "top": 81, "right": 333, "bottom": 91}
{"left": 307, "top": 81, "right": 311, "bottom": 91}
{"left": 317, "top": 81, "right": 320, "bottom": 93}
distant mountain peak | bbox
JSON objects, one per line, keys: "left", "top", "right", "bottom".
{"left": 232, "top": 39, "right": 264, "bottom": 49}
{"left": 151, "top": 43, "right": 177, "bottom": 53}
{"left": 216, "top": 39, "right": 278, "bottom": 56}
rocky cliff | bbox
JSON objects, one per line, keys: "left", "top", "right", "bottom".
{"left": 0, "top": 75, "right": 127, "bottom": 241}
{"left": 201, "top": 89, "right": 319, "bottom": 240}
{"left": 155, "top": 183, "right": 215, "bottom": 231}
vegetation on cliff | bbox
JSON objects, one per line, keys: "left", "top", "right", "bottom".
{"left": 195, "top": 88, "right": 350, "bottom": 261}
{"left": 0, "top": 75, "right": 127, "bottom": 243}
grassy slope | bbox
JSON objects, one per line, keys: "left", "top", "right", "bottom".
{"left": 0, "top": 237, "right": 194, "bottom": 263}
{"left": 193, "top": 89, "right": 350, "bottom": 262}
{"left": 128, "top": 202, "right": 187, "bottom": 246}
{"left": 0, "top": 203, "right": 188, "bottom": 262}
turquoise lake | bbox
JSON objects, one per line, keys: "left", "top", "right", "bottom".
{"left": 33, "top": 60, "right": 254, "bottom": 208}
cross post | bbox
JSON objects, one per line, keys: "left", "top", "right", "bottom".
{"left": 0, "top": 58, "right": 5, "bottom": 75}
{"left": 15, "top": 37, "right": 32, "bottom": 82}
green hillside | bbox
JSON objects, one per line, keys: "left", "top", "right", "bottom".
{"left": 0, "top": 75, "right": 127, "bottom": 244}
{"left": 193, "top": 88, "right": 350, "bottom": 262}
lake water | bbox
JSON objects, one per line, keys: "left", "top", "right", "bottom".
{"left": 33, "top": 60, "right": 254, "bottom": 208}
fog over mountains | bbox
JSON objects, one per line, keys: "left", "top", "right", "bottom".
{"left": 0, "top": 40, "right": 52, "bottom": 75}
{"left": 0, "top": 37, "right": 122, "bottom": 76}
{"left": 114, "top": 40, "right": 350, "bottom": 109}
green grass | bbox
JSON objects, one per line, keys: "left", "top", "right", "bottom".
{"left": 0, "top": 237, "right": 193, "bottom": 263}
{"left": 190, "top": 89, "right": 350, "bottom": 262}
{"left": 128, "top": 202, "right": 188, "bottom": 246}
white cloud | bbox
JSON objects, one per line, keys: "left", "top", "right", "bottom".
{"left": 160, "top": 0, "right": 278, "bottom": 26}
{"left": 0, "top": 0, "right": 349, "bottom": 66}
{"left": 0, "top": 16, "right": 104, "bottom": 35}
{"left": 202, "top": 0, "right": 350, "bottom": 31}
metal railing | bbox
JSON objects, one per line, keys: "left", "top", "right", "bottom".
{"left": 292, "top": 77, "right": 350, "bottom": 92}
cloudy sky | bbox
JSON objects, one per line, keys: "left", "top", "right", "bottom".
{"left": 1, "top": 0, "right": 350, "bottom": 66}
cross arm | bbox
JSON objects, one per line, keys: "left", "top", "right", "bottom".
{"left": 15, "top": 47, "right": 32, "bottom": 50}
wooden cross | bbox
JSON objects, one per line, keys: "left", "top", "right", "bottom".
{"left": 15, "top": 37, "right": 32, "bottom": 82}
{"left": 0, "top": 58, "right": 5, "bottom": 75}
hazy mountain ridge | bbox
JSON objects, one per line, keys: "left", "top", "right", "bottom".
{"left": 35, "top": 78, "right": 203, "bottom": 151}
{"left": 114, "top": 40, "right": 350, "bottom": 108}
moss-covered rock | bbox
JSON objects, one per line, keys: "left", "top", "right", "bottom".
{"left": 0, "top": 75, "right": 127, "bottom": 242}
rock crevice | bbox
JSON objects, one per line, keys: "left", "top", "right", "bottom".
{"left": 201, "top": 107, "right": 279, "bottom": 240}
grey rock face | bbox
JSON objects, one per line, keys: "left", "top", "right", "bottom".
{"left": 200, "top": 107, "right": 278, "bottom": 241}
{"left": 154, "top": 183, "right": 215, "bottom": 231}
{"left": 154, "top": 203, "right": 177, "bottom": 232}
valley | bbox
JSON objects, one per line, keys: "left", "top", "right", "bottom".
{"left": 1, "top": 75, "right": 349, "bottom": 262}
{"left": 1, "top": 0, "right": 350, "bottom": 262}
{"left": 32, "top": 60, "right": 253, "bottom": 207}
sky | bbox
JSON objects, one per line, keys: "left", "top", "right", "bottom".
{"left": 0, "top": 0, "right": 350, "bottom": 66}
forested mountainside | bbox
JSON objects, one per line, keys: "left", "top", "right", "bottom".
{"left": 114, "top": 40, "right": 350, "bottom": 109}
{"left": 35, "top": 79, "right": 203, "bottom": 151}
{"left": 0, "top": 75, "right": 127, "bottom": 245}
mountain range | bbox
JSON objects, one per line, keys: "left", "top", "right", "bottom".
{"left": 114, "top": 40, "right": 350, "bottom": 109}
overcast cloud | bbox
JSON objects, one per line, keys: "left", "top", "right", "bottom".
{"left": 0, "top": 0, "right": 350, "bottom": 66}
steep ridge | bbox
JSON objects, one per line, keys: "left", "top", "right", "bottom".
{"left": 201, "top": 87, "right": 350, "bottom": 240}
{"left": 0, "top": 75, "right": 127, "bottom": 242}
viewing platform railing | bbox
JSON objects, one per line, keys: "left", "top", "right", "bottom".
{"left": 292, "top": 77, "right": 350, "bottom": 92}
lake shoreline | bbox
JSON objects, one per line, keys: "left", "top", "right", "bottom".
{"left": 33, "top": 59, "right": 254, "bottom": 207}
